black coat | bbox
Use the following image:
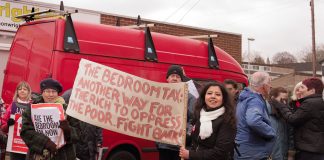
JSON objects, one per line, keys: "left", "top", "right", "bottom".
{"left": 189, "top": 115, "right": 236, "bottom": 160}
{"left": 275, "top": 94, "right": 324, "bottom": 153}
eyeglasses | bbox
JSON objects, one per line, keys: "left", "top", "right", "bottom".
{"left": 43, "top": 89, "right": 58, "bottom": 94}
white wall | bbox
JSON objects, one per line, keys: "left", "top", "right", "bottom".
{"left": 0, "top": 50, "right": 10, "bottom": 96}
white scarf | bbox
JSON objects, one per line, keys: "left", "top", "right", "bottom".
{"left": 17, "top": 98, "right": 29, "bottom": 104}
{"left": 199, "top": 107, "right": 225, "bottom": 140}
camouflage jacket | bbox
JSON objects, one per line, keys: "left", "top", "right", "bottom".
{"left": 21, "top": 96, "right": 80, "bottom": 160}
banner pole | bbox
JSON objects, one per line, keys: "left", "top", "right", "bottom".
{"left": 181, "top": 83, "right": 188, "bottom": 160}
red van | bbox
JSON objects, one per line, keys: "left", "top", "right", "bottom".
{"left": 1, "top": 12, "right": 247, "bottom": 160}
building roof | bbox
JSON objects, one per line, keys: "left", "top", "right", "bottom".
{"left": 275, "top": 62, "right": 321, "bottom": 71}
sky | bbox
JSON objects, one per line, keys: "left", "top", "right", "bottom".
{"left": 33, "top": 0, "right": 324, "bottom": 62}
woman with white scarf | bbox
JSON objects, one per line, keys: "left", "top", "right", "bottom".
{"left": 179, "top": 82, "right": 237, "bottom": 160}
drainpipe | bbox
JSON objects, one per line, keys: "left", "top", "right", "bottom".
{"left": 321, "top": 60, "right": 324, "bottom": 100}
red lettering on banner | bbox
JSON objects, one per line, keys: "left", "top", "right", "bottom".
{"left": 161, "top": 87, "right": 181, "bottom": 103}
{"left": 74, "top": 88, "right": 112, "bottom": 110}
{"left": 116, "top": 117, "right": 152, "bottom": 137}
{"left": 124, "top": 76, "right": 133, "bottom": 91}
{"left": 116, "top": 74, "right": 125, "bottom": 87}
{"left": 122, "top": 93, "right": 148, "bottom": 110}
{"left": 131, "top": 109, "right": 139, "bottom": 120}
{"left": 142, "top": 82, "right": 150, "bottom": 95}
{"left": 75, "top": 79, "right": 120, "bottom": 103}
{"left": 112, "top": 89, "right": 120, "bottom": 103}
{"left": 133, "top": 80, "right": 141, "bottom": 93}
{"left": 120, "top": 106, "right": 128, "bottom": 116}
{"left": 84, "top": 105, "right": 112, "bottom": 125}
{"left": 149, "top": 102, "right": 172, "bottom": 116}
{"left": 139, "top": 112, "right": 148, "bottom": 121}
{"left": 162, "top": 87, "right": 170, "bottom": 99}
{"left": 150, "top": 86, "right": 161, "bottom": 98}
{"left": 114, "top": 103, "right": 121, "bottom": 113}
{"left": 69, "top": 100, "right": 83, "bottom": 114}
{"left": 84, "top": 63, "right": 101, "bottom": 78}
{"left": 147, "top": 113, "right": 155, "bottom": 123}
{"left": 117, "top": 117, "right": 127, "bottom": 130}
{"left": 152, "top": 127, "right": 181, "bottom": 143}
{"left": 110, "top": 72, "right": 118, "bottom": 85}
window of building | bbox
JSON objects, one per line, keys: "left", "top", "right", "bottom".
{"left": 252, "top": 65, "right": 259, "bottom": 70}
{"left": 264, "top": 66, "right": 270, "bottom": 71}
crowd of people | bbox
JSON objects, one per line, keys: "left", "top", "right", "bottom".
{"left": 0, "top": 79, "right": 102, "bottom": 160}
{"left": 0, "top": 64, "right": 324, "bottom": 160}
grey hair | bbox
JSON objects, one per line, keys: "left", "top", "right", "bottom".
{"left": 250, "top": 72, "right": 270, "bottom": 88}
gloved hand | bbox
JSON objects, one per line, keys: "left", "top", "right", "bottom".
{"left": 7, "top": 118, "right": 15, "bottom": 126}
{"left": 59, "top": 120, "right": 71, "bottom": 141}
{"left": 45, "top": 139, "right": 57, "bottom": 154}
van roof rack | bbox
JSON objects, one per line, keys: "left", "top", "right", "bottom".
{"left": 182, "top": 35, "right": 219, "bottom": 69}
{"left": 15, "top": 1, "right": 80, "bottom": 53}
{"left": 15, "top": 1, "right": 78, "bottom": 22}
{"left": 15, "top": 9, "right": 78, "bottom": 22}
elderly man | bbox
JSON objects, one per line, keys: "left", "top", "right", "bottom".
{"left": 234, "top": 72, "right": 275, "bottom": 160}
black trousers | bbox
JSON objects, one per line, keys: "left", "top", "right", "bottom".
{"left": 295, "top": 150, "right": 324, "bottom": 160}
{"left": 10, "top": 152, "right": 26, "bottom": 160}
{"left": 158, "top": 148, "right": 180, "bottom": 160}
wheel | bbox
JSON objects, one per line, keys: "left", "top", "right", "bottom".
{"left": 108, "top": 151, "right": 137, "bottom": 160}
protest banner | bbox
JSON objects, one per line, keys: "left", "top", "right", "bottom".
{"left": 66, "top": 59, "right": 188, "bottom": 145}
{"left": 6, "top": 114, "right": 28, "bottom": 154}
{"left": 31, "top": 103, "right": 65, "bottom": 148}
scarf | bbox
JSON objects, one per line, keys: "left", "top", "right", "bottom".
{"left": 199, "top": 107, "right": 225, "bottom": 140}
{"left": 17, "top": 98, "right": 29, "bottom": 104}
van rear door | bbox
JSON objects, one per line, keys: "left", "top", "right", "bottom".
{"left": 2, "top": 21, "right": 56, "bottom": 100}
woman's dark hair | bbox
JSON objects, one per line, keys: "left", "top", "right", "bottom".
{"left": 193, "top": 82, "right": 236, "bottom": 128}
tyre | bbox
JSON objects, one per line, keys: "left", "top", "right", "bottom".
{"left": 108, "top": 151, "right": 137, "bottom": 160}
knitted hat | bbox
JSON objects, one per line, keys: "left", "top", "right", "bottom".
{"left": 40, "top": 78, "right": 63, "bottom": 93}
{"left": 166, "top": 65, "right": 184, "bottom": 81}
{"left": 302, "top": 77, "right": 323, "bottom": 94}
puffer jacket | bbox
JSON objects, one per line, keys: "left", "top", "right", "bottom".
{"left": 274, "top": 94, "right": 324, "bottom": 154}
{"left": 234, "top": 88, "right": 275, "bottom": 159}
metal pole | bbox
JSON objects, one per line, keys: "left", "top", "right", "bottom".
{"left": 247, "top": 38, "right": 255, "bottom": 77}
{"left": 248, "top": 40, "right": 250, "bottom": 76}
{"left": 311, "top": 0, "right": 316, "bottom": 77}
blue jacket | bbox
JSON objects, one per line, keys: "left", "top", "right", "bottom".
{"left": 234, "top": 88, "right": 275, "bottom": 159}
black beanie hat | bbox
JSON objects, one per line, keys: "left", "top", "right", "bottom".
{"left": 166, "top": 65, "right": 184, "bottom": 81}
{"left": 40, "top": 78, "right": 63, "bottom": 93}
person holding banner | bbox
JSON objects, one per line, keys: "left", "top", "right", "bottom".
{"left": 179, "top": 82, "right": 237, "bottom": 160}
{"left": 62, "top": 89, "right": 103, "bottom": 160}
{"left": 157, "top": 65, "right": 196, "bottom": 160}
{"left": 1, "top": 81, "right": 31, "bottom": 160}
{"left": 21, "top": 78, "right": 80, "bottom": 160}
